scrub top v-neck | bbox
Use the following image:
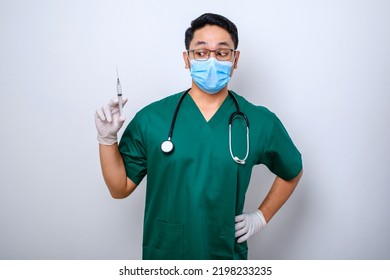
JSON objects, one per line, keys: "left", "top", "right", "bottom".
{"left": 119, "top": 90, "right": 302, "bottom": 260}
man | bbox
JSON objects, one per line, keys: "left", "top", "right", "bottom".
{"left": 95, "top": 13, "right": 303, "bottom": 260}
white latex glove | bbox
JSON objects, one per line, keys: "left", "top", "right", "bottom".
{"left": 95, "top": 97, "right": 128, "bottom": 145}
{"left": 235, "top": 209, "right": 267, "bottom": 243}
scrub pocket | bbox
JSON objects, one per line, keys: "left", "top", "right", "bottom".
{"left": 143, "top": 220, "right": 184, "bottom": 260}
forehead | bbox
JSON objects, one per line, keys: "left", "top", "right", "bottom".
{"left": 190, "top": 24, "right": 234, "bottom": 49}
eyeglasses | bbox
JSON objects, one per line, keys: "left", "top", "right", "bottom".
{"left": 187, "top": 48, "right": 235, "bottom": 61}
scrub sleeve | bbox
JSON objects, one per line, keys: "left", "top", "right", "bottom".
{"left": 118, "top": 115, "right": 147, "bottom": 186}
{"left": 259, "top": 113, "right": 302, "bottom": 180}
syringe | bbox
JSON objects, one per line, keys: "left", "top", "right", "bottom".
{"left": 116, "top": 67, "right": 123, "bottom": 116}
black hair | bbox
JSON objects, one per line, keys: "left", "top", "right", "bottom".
{"left": 184, "top": 13, "right": 239, "bottom": 50}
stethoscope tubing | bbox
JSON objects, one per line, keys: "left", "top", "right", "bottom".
{"left": 167, "top": 88, "right": 190, "bottom": 141}
{"left": 161, "top": 88, "right": 250, "bottom": 164}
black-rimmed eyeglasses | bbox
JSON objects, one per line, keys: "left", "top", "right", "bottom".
{"left": 187, "top": 48, "right": 236, "bottom": 61}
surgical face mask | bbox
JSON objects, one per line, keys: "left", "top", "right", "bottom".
{"left": 190, "top": 58, "right": 233, "bottom": 94}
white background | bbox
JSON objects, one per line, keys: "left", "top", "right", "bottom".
{"left": 0, "top": 0, "right": 389, "bottom": 259}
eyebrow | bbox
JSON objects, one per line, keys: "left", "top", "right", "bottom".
{"left": 194, "top": 41, "right": 207, "bottom": 47}
{"left": 217, "top": 41, "right": 231, "bottom": 47}
{"left": 193, "top": 41, "right": 232, "bottom": 48}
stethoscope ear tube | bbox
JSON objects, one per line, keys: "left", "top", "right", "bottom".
{"left": 229, "top": 115, "right": 250, "bottom": 165}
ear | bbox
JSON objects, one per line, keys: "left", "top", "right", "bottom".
{"left": 183, "top": 51, "right": 190, "bottom": 69}
{"left": 233, "top": 50, "right": 240, "bottom": 69}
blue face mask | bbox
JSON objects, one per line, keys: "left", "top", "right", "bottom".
{"left": 190, "top": 58, "right": 233, "bottom": 94}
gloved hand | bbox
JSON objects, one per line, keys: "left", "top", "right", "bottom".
{"left": 95, "top": 97, "right": 128, "bottom": 145}
{"left": 235, "top": 209, "right": 267, "bottom": 243}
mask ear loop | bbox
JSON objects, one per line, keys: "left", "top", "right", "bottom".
{"left": 185, "top": 51, "right": 192, "bottom": 69}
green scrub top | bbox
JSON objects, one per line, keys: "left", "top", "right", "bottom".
{"left": 119, "top": 90, "right": 302, "bottom": 260}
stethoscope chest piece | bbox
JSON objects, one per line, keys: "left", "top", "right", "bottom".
{"left": 161, "top": 139, "right": 174, "bottom": 153}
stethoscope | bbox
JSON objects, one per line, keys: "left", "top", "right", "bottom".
{"left": 160, "top": 88, "right": 250, "bottom": 164}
